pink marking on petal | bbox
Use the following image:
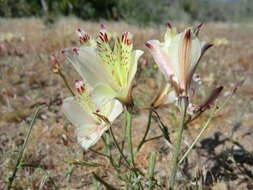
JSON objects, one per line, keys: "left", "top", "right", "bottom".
{"left": 72, "top": 48, "right": 79, "bottom": 55}
{"left": 145, "top": 41, "right": 153, "bottom": 49}
{"left": 166, "top": 22, "right": 172, "bottom": 29}
{"left": 61, "top": 49, "right": 66, "bottom": 55}
{"left": 100, "top": 24, "right": 107, "bottom": 30}
{"left": 184, "top": 29, "right": 191, "bottom": 40}
{"left": 75, "top": 80, "right": 85, "bottom": 94}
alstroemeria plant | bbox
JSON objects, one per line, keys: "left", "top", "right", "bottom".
{"left": 146, "top": 24, "right": 212, "bottom": 98}
{"left": 62, "top": 80, "right": 123, "bottom": 150}
{"left": 64, "top": 26, "right": 143, "bottom": 105}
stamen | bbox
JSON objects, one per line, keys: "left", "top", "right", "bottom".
{"left": 61, "top": 49, "right": 66, "bottom": 55}
{"left": 166, "top": 22, "right": 172, "bottom": 29}
{"left": 99, "top": 31, "right": 109, "bottom": 43}
{"left": 72, "top": 48, "right": 79, "bottom": 55}
{"left": 75, "top": 80, "right": 85, "bottom": 94}
{"left": 76, "top": 28, "right": 91, "bottom": 44}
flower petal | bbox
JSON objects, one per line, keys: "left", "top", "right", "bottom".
{"left": 62, "top": 97, "right": 107, "bottom": 150}
{"left": 128, "top": 50, "right": 143, "bottom": 87}
{"left": 92, "top": 83, "right": 117, "bottom": 106}
{"left": 77, "top": 123, "right": 108, "bottom": 150}
{"left": 65, "top": 46, "right": 116, "bottom": 88}
{"left": 145, "top": 40, "right": 174, "bottom": 78}
{"left": 107, "top": 100, "right": 123, "bottom": 122}
{"left": 62, "top": 97, "right": 95, "bottom": 127}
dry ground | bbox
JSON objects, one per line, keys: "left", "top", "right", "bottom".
{"left": 0, "top": 17, "right": 253, "bottom": 189}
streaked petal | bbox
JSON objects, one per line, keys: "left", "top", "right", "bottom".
{"left": 62, "top": 97, "right": 95, "bottom": 127}
{"left": 77, "top": 123, "right": 108, "bottom": 150}
{"left": 145, "top": 40, "right": 174, "bottom": 78}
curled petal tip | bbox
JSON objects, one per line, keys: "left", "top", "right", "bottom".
{"left": 206, "top": 43, "right": 214, "bottom": 49}
{"left": 184, "top": 29, "right": 191, "bottom": 39}
{"left": 166, "top": 22, "right": 172, "bottom": 29}
{"left": 61, "top": 49, "right": 66, "bottom": 55}
{"left": 145, "top": 41, "right": 153, "bottom": 49}
{"left": 197, "top": 23, "right": 204, "bottom": 29}
{"left": 202, "top": 43, "right": 214, "bottom": 55}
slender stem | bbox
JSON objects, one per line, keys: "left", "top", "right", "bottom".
{"left": 102, "top": 133, "right": 121, "bottom": 173}
{"left": 179, "top": 114, "right": 213, "bottom": 165}
{"left": 169, "top": 97, "right": 188, "bottom": 189}
{"left": 136, "top": 109, "right": 152, "bottom": 152}
{"left": 92, "top": 172, "right": 118, "bottom": 190}
{"left": 126, "top": 109, "right": 134, "bottom": 167}
{"left": 148, "top": 152, "right": 157, "bottom": 190}
{"left": 109, "top": 127, "right": 131, "bottom": 168}
{"left": 179, "top": 94, "right": 232, "bottom": 164}
{"left": 145, "top": 135, "right": 163, "bottom": 143}
{"left": 58, "top": 70, "right": 75, "bottom": 96}
{"left": 90, "top": 148, "right": 109, "bottom": 158}
{"left": 125, "top": 108, "right": 144, "bottom": 190}
{"left": 8, "top": 106, "right": 42, "bottom": 190}
{"left": 152, "top": 109, "right": 171, "bottom": 144}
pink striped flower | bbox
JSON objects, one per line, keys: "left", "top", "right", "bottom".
{"left": 146, "top": 24, "right": 212, "bottom": 97}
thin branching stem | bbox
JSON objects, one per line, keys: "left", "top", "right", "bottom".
{"left": 136, "top": 108, "right": 152, "bottom": 152}
{"left": 58, "top": 70, "right": 75, "bottom": 96}
{"left": 179, "top": 93, "right": 233, "bottom": 164}
{"left": 126, "top": 110, "right": 135, "bottom": 167}
{"left": 169, "top": 97, "right": 188, "bottom": 189}
{"left": 90, "top": 148, "right": 110, "bottom": 158}
{"left": 145, "top": 135, "right": 164, "bottom": 143}
{"left": 109, "top": 127, "right": 131, "bottom": 169}
{"left": 8, "top": 106, "right": 42, "bottom": 190}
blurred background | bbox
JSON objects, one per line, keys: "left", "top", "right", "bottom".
{"left": 1, "top": 0, "right": 253, "bottom": 24}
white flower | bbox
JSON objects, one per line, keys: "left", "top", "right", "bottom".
{"left": 146, "top": 24, "right": 212, "bottom": 97}
{"left": 64, "top": 27, "right": 143, "bottom": 105}
{"left": 62, "top": 80, "right": 123, "bottom": 150}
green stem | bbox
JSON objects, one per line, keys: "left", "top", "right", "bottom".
{"left": 179, "top": 93, "right": 232, "bottom": 164}
{"left": 92, "top": 172, "right": 118, "bottom": 190}
{"left": 109, "top": 127, "right": 131, "bottom": 169}
{"left": 145, "top": 135, "right": 163, "bottom": 143}
{"left": 90, "top": 148, "right": 109, "bottom": 158}
{"left": 148, "top": 152, "right": 157, "bottom": 190}
{"left": 136, "top": 109, "right": 152, "bottom": 153}
{"left": 178, "top": 114, "right": 213, "bottom": 165}
{"left": 169, "top": 97, "right": 188, "bottom": 189}
{"left": 58, "top": 70, "right": 75, "bottom": 97}
{"left": 8, "top": 106, "right": 42, "bottom": 190}
{"left": 126, "top": 109, "right": 134, "bottom": 166}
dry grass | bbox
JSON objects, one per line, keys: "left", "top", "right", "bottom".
{"left": 1, "top": 17, "right": 253, "bottom": 189}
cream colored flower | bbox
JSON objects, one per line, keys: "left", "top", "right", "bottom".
{"left": 146, "top": 24, "right": 212, "bottom": 97}
{"left": 64, "top": 27, "right": 143, "bottom": 105}
{"left": 62, "top": 80, "right": 123, "bottom": 150}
